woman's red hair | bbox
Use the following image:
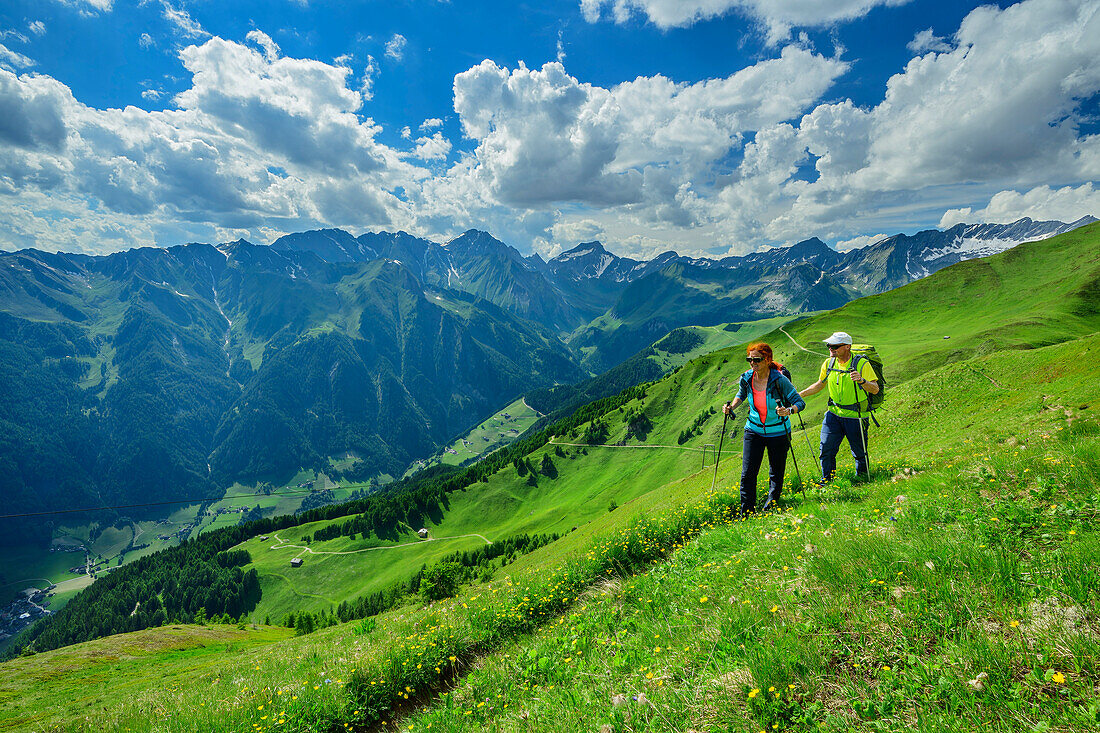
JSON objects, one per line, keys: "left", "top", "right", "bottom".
{"left": 746, "top": 342, "right": 784, "bottom": 371}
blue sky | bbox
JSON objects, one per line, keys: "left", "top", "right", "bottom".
{"left": 1, "top": 0, "right": 1098, "bottom": 258}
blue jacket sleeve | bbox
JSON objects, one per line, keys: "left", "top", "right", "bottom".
{"left": 735, "top": 372, "right": 750, "bottom": 401}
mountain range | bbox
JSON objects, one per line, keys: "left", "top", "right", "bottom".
{"left": 0, "top": 214, "right": 1093, "bottom": 543}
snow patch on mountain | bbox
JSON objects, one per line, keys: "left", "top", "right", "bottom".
{"left": 922, "top": 236, "right": 1024, "bottom": 261}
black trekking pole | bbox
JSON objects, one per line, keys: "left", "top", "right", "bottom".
{"left": 778, "top": 400, "right": 804, "bottom": 495}
{"left": 711, "top": 403, "right": 730, "bottom": 491}
{"left": 796, "top": 411, "right": 825, "bottom": 482}
{"left": 784, "top": 414, "right": 804, "bottom": 495}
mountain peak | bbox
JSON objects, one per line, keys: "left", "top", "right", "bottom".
{"left": 790, "top": 237, "right": 831, "bottom": 253}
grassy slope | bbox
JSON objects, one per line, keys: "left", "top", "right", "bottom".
{"left": 408, "top": 397, "right": 542, "bottom": 475}
{"left": 205, "top": 221, "right": 1100, "bottom": 623}
{"left": 2, "top": 224, "right": 1098, "bottom": 730}
{"left": 5, "top": 331, "right": 1096, "bottom": 732}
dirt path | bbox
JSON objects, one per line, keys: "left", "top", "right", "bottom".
{"left": 779, "top": 326, "right": 827, "bottom": 357}
{"left": 521, "top": 397, "right": 544, "bottom": 418}
{"left": 268, "top": 532, "right": 492, "bottom": 556}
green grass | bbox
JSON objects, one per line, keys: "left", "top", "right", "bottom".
{"left": 5, "top": 329, "right": 1094, "bottom": 731}
{"left": 0, "top": 624, "right": 293, "bottom": 731}
{"left": 0, "top": 548, "right": 83, "bottom": 604}
{"left": 408, "top": 397, "right": 542, "bottom": 476}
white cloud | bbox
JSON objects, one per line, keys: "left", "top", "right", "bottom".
{"left": 940, "top": 184, "right": 1100, "bottom": 228}
{"left": 411, "top": 132, "right": 451, "bottom": 161}
{"left": 400, "top": 126, "right": 412, "bottom": 139}
{"left": 449, "top": 47, "right": 846, "bottom": 213}
{"left": 550, "top": 217, "right": 604, "bottom": 243}
{"left": 245, "top": 30, "right": 280, "bottom": 63}
{"left": 139, "top": 32, "right": 154, "bottom": 49}
{"left": 834, "top": 232, "right": 886, "bottom": 251}
{"left": 385, "top": 33, "right": 407, "bottom": 61}
{"left": 28, "top": 21, "right": 47, "bottom": 36}
{"left": 358, "top": 55, "right": 378, "bottom": 100}
{"left": 160, "top": 1, "right": 208, "bottom": 40}
{"left": 53, "top": 0, "right": 113, "bottom": 15}
{"left": 700, "top": 0, "right": 1100, "bottom": 250}
{"left": 0, "top": 43, "right": 35, "bottom": 71}
{"left": 419, "top": 117, "right": 443, "bottom": 131}
{"left": 557, "top": 29, "right": 566, "bottom": 63}
{"left": 140, "top": 89, "right": 163, "bottom": 101}
{"left": 0, "top": 69, "right": 69, "bottom": 152}
{"left": 580, "top": 0, "right": 911, "bottom": 44}
{"left": 0, "top": 36, "right": 431, "bottom": 253}
{"left": 906, "top": 28, "right": 951, "bottom": 54}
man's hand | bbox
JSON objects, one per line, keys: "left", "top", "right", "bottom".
{"left": 848, "top": 368, "right": 864, "bottom": 384}
{"left": 722, "top": 401, "right": 733, "bottom": 416}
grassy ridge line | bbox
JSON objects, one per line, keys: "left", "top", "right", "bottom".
{"left": 5, "top": 332, "right": 1097, "bottom": 731}
{"left": 772, "top": 220, "right": 1100, "bottom": 387}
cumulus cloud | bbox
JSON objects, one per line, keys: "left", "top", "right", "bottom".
{"left": 385, "top": 33, "right": 407, "bottom": 61}
{"left": 0, "top": 43, "right": 35, "bottom": 71}
{"left": 834, "top": 232, "right": 887, "bottom": 251}
{"left": 700, "top": 0, "right": 1100, "bottom": 249}
{"left": 550, "top": 217, "right": 605, "bottom": 243}
{"left": 411, "top": 132, "right": 451, "bottom": 161}
{"left": 419, "top": 117, "right": 443, "bottom": 131}
{"left": 906, "top": 28, "right": 951, "bottom": 54}
{"left": 140, "top": 88, "right": 163, "bottom": 101}
{"left": 449, "top": 47, "right": 847, "bottom": 213}
{"left": 0, "top": 70, "right": 69, "bottom": 151}
{"left": 940, "top": 183, "right": 1100, "bottom": 228}
{"left": 245, "top": 30, "right": 280, "bottom": 62}
{"left": 581, "top": 0, "right": 912, "bottom": 44}
{"left": 0, "top": 36, "right": 432, "bottom": 253}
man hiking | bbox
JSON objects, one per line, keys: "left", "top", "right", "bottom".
{"left": 798, "top": 332, "right": 880, "bottom": 482}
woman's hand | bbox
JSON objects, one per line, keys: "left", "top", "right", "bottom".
{"left": 776, "top": 406, "right": 793, "bottom": 417}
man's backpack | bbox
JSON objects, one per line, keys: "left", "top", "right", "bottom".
{"left": 827, "top": 345, "right": 885, "bottom": 411}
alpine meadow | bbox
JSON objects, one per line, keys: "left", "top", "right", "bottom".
{"left": 2, "top": 0, "right": 1100, "bottom": 732}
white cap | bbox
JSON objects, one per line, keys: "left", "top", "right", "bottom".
{"left": 823, "top": 331, "right": 853, "bottom": 345}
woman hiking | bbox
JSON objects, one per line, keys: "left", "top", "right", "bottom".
{"left": 722, "top": 343, "right": 805, "bottom": 514}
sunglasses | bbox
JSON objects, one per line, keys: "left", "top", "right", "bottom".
{"left": 746, "top": 356, "right": 765, "bottom": 363}
{"left": 827, "top": 344, "right": 846, "bottom": 350}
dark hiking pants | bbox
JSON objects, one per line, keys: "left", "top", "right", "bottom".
{"left": 741, "top": 430, "right": 789, "bottom": 513}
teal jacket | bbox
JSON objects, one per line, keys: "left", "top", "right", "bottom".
{"left": 736, "top": 367, "right": 805, "bottom": 437}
